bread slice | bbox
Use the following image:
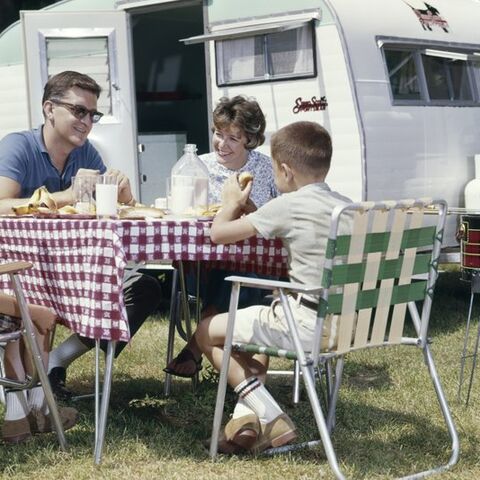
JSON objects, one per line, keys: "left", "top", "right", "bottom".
{"left": 238, "top": 171, "right": 253, "bottom": 189}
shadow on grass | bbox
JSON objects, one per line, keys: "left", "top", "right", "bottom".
{"left": 0, "top": 363, "right": 464, "bottom": 480}
{"left": 325, "top": 399, "right": 456, "bottom": 478}
{"left": 428, "top": 271, "right": 474, "bottom": 335}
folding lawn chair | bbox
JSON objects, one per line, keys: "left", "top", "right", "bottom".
{"left": 209, "top": 198, "right": 459, "bottom": 479}
{"left": 0, "top": 260, "right": 67, "bottom": 449}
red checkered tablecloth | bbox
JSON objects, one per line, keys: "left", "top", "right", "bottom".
{"left": 0, "top": 217, "right": 287, "bottom": 341}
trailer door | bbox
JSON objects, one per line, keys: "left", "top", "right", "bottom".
{"left": 21, "top": 10, "right": 140, "bottom": 197}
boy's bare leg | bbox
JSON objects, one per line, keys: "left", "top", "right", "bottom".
{"left": 196, "top": 312, "right": 297, "bottom": 452}
{"left": 196, "top": 313, "right": 267, "bottom": 385}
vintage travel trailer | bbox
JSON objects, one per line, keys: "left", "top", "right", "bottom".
{"left": 0, "top": 0, "right": 479, "bottom": 244}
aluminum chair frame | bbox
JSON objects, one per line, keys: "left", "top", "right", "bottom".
{"left": 209, "top": 198, "right": 459, "bottom": 479}
{"left": 0, "top": 261, "right": 67, "bottom": 449}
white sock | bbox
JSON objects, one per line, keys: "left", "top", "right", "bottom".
{"left": 232, "top": 398, "right": 256, "bottom": 419}
{"left": 48, "top": 334, "right": 90, "bottom": 372}
{"left": 234, "top": 376, "right": 282, "bottom": 424}
{"left": 5, "top": 391, "right": 29, "bottom": 421}
{"left": 28, "top": 386, "right": 49, "bottom": 415}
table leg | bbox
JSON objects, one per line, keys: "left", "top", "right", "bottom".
{"left": 178, "top": 261, "right": 192, "bottom": 339}
{"left": 95, "top": 340, "right": 100, "bottom": 442}
{"left": 94, "top": 339, "right": 117, "bottom": 464}
{"left": 164, "top": 268, "right": 179, "bottom": 397}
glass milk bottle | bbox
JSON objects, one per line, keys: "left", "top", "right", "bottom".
{"left": 170, "top": 144, "right": 209, "bottom": 216}
{"left": 465, "top": 154, "right": 480, "bottom": 210}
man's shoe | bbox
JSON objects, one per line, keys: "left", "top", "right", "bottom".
{"left": 2, "top": 416, "right": 32, "bottom": 444}
{"left": 28, "top": 406, "right": 78, "bottom": 434}
{"left": 224, "top": 414, "right": 260, "bottom": 450}
{"left": 48, "top": 367, "right": 74, "bottom": 400}
{"left": 251, "top": 413, "right": 298, "bottom": 454}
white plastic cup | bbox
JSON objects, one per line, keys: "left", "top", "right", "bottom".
{"left": 96, "top": 174, "right": 118, "bottom": 218}
{"left": 72, "top": 174, "right": 97, "bottom": 214}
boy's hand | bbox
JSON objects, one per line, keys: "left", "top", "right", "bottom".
{"left": 210, "top": 173, "right": 257, "bottom": 244}
{"left": 222, "top": 174, "right": 253, "bottom": 213}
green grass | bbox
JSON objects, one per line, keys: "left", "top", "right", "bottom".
{"left": 1, "top": 269, "right": 480, "bottom": 479}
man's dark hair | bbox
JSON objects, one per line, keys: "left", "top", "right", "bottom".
{"left": 42, "top": 71, "right": 101, "bottom": 104}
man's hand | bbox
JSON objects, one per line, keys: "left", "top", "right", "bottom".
{"left": 75, "top": 168, "right": 100, "bottom": 178}
{"left": 54, "top": 168, "right": 100, "bottom": 207}
{"left": 106, "top": 169, "right": 134, "bottom": 205}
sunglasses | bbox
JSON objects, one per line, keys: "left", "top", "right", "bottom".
{"left": 50, "top": 99, "right": 104, "bottom": 123}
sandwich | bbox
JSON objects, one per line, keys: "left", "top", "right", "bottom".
{"left": 238, "top": 171, "right": 253, "bottom": 190}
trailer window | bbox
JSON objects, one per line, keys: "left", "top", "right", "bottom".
{"left": 385, "top": 50, "right": 421, "bottom": 100}
{"left": 45, "top": 37, "right": 113, "bottom": 116}
{"left": 422, "top": 55, "right": 473, "bottom": 101}
{"left": 215, "top": 23, "right": 315, "bottom": 86}
{"left": 383, "top": 45, "right": 480, "bottom": 105}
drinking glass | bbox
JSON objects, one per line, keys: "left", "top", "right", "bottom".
{"left": 72, "top": 174, "right": 97, "bottom": 214}
{"left": 96, "top": 174, "right": 118, "bottom": 218}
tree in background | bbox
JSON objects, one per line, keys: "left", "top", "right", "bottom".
{"left": 0, "top": 0, "right": 58, "bottom": 33}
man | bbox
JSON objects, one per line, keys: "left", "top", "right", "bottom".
{"left": 0, "top": 71, "right": 162, "bottom": 399}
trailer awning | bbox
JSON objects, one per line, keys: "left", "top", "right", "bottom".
{"left": 180, "top": 11, "right": 320, "bottom": 45}
{"left": 424, "top": 48, "right": 480, "bottom": 62}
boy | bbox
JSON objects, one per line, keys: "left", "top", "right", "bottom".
{"left": 193, "top": 121, "right": 352, "bottom": 454}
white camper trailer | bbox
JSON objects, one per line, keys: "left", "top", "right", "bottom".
{"left": 0, "top": 0, "right": 479, "bottom": 245}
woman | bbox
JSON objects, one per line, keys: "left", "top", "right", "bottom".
{"left": 164, "top": 95, "right": 276, "bottom": 378}
{"left": 201, "top": 95, "right": 276, "bottom": 207}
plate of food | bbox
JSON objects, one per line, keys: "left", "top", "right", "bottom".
{"left": 196, "top": 203, "right": 222, "bottom": 220}
{"left": 118, "top": 205, "right": 165, "bottom": 220}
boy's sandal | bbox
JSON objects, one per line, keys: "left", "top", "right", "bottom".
{"left": 163, "top": 347, "right": 202, "bottom": 378}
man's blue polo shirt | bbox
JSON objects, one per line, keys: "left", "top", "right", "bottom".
{"left": 0, "top": 126, "right": 106, "bottom": 197}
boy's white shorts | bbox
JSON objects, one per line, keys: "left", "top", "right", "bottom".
{"left": 230, "top": 295, "right": 338, "bottom": 352}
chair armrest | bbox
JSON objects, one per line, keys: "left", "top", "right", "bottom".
{"left": 225, "top": 275, "right": 323, "bottom": 295}
{"left": 0, "top": 261, "right": 33, "bottom": 275}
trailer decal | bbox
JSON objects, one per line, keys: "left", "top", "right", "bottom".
{"left": 405, "top": 2, "right": 449, "bottom": 32}
{"left": 293, "top": 96, "right": 328, "bottom": 114}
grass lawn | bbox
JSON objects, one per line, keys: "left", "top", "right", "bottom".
{"left": 1, "top": 269, "right": 480, "bottom": 479}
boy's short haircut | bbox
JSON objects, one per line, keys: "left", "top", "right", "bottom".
{"left": 271, "top": 121, "right": 332, "bottom": 176}
{"left": 42, "top": 70, "right": 102, "bottom": 104}
{"left": 212, "top": 95, "right": 266, "bottom": 150}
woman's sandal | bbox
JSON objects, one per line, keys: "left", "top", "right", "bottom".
{"left": 163, "top": 347, "right": 203, "bottom": 378}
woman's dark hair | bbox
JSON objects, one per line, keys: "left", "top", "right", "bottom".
{"left": 212, "top": 95, "right": 266, "bottom": 150}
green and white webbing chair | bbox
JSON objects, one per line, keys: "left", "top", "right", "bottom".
{"left": 0, "top": 261, "right": 67, "bottom": 449}
{"left": 209, "top": 198, "right": 459, "bottom": 479}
